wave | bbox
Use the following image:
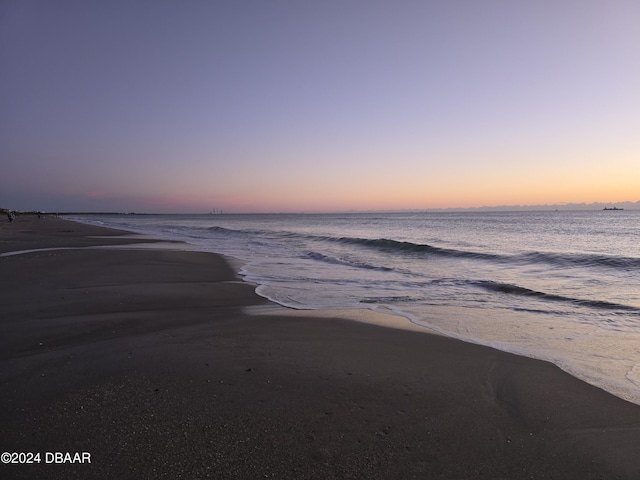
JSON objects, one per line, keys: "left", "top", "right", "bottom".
{"left": 326, "top": 236, "right": 640, "bottom": 271}
{"left": 359, "top": 295, "right": 415, "bottom": 304}
{"left": 333, "top": 236, "right": 502, "bottom": 261}
{"left": 208, "top": 225, "right": 230, "bottom": 233}
{"left": 305, "top": 251, "right": 394, "bottom": 272}
{"left": 205, "top": 224, "right": 640, "bottom": 271}
{"left": 474, "top": 280, "right": 640, "bottom": 313}
{"left": 516, "top": 251, "right": 640, "bottom": 270}
{"left": 284, "top": 248, "right": 639, "bottom": 315}
{"left": 207, "top": 225, "right": 258, "bottom": 235}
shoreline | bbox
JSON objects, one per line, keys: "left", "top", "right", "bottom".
{"left": 2, "top": 215, "right": 640, "bottom": 478}
{"left": 64, "top": 215, "right": 640, "bottom": 406}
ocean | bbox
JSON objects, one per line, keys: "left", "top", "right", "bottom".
{"left": 69, "top": 210, "right": 640, "bottom": 405}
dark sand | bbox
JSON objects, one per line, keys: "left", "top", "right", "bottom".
{"left": 1, "top": 215, "right": 640, "bottom": 479}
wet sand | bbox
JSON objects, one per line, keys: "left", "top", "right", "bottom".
{"left": 1, "top": 215, "right": 640, "bottom": 479}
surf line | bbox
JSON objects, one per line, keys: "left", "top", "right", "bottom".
{"left": 0, "top": 243, "right": 184, "bottom": 257}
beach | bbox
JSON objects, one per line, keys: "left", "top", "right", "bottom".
{"left": 1, "top": 216, "right": 640, "bottom": 479}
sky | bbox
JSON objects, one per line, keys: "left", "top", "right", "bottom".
{"left": 1, "top": 1, "right": 639, "bottom": 213}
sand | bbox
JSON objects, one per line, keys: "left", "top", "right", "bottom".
{"left": 1, "top": 215, "right": 640, "bottom": 479}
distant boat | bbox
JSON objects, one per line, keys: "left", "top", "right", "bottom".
{"left": 603, "top": 207, "right": 624, "bottom": 211}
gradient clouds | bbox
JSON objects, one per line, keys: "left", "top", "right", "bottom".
{"left": 1, "top": 1, "right": 638, "bottom": 212}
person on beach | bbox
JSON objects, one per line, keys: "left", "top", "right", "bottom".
{"left": 7, "top": 211, "right": 15, "bottom": 222}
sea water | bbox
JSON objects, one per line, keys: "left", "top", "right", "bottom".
{"left": 68, "top": 211, "right": 640, "bottom": 405}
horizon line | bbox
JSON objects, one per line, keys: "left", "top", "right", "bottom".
{"left": 7, "top": 199, "right": 637, "bottom": 216}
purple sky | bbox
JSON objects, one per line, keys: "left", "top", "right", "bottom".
{"left": 2, "top": 1, "right": 639, "bottom": 213}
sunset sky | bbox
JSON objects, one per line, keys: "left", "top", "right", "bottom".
{"left": 2, "top": 1, "right": 639, "bottom": 213}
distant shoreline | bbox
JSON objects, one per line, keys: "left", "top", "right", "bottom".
{"left": 3, "top": 201, "right": 639, "bottom": 216}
